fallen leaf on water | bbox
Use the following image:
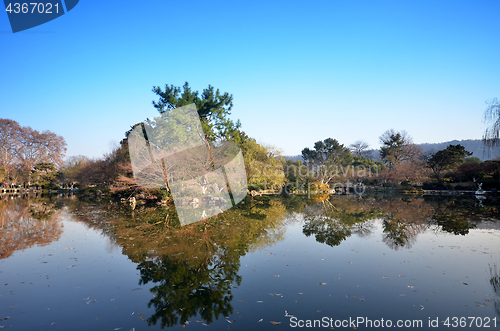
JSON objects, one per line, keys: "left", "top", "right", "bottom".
{"left": 272, "top": 275, "right": 280, "bottom": 278}
{"left": 270, "top": 293, "right": 282, "bottom": 296}
{"left": 258, "top": 319, "right": 263, "bottom": 322}
{"left": 270, "top": 321, "right": 281, "bottom": 325}
{"left": 319, "top": 283, "right": 327, "bottom": 285}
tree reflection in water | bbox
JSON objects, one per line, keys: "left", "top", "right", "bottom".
{"left": 380, "top": 198, "right": 431, "bottom": 250}
{"left": 489, "top": 263, "right": 500, "bottom": 316}
{"left": 429, "top": 199, "right": 478, "bottom": 236}
{"left": 302, "top": 196, "right": 383, "bottom": 246}
{"left": 104, "top": 197, "right": 287, "bottom": 328}
{"left": 137, "top": 252, "right": 239, "bottom": 328}
{"left": 300, "top": 195, "right": 496, "bottom": 251}
{"left": 12, "top": 193, "right": 494, "bottom": 327}
{"left": 0, "top": 197, "right": 63, "bottom": 260}
{"left": 2, "top": 193, "right": 499, "bottom": 326}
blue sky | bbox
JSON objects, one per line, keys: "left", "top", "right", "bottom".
{"left": 2, "top": 0, "right": 500, "bottom": 159}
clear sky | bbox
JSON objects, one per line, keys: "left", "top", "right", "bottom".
{"left": 2, "top": 0, "right": 500, "bottom": 159}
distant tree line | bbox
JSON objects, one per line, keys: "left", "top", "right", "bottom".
{"left": 52, "top": 85, "right": 500, "bottom": 195}
{"left": 291, "top": 128, "right": 500, "bottom": 192}
{"left": 59, "top": 82, "right": 286, "bottom": 199}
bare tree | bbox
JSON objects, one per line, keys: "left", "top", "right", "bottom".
{"left": 349, "top": 140, "right": 371, "bottom": 158}
{"left": 17, "top": 128, "right": 66, "bottom": 172}
{"left": 0, "top": 119, "right": 22, "bottom": 174}
{"left": 483, "top": 98, "right": 500, "bottom": 148}
{"left": 0, "top": 119, "right": 66, "bottom": 181}
{"left": 16, "top": 126, "right": 40, "bottom": 172}
{"left": 40, "top": 130, "right": 66, "bottom": 168}
{"left": 62, "top": 143, "right": 133, "bottom": 189}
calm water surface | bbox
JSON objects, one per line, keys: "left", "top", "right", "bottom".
{"left": 1, "top": 195, "right": 500, "bottom": 330}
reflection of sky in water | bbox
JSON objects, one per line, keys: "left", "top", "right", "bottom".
{"left": 1, "top": 205, "right": 500, "bottom": 330}
{"left": 233, "top": 218, "right": 500, "bottom": 329}
{"left": 0, "top": 214, "right": 157, "bottom": 331}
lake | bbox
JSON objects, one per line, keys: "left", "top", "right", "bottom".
{"left": 1, "top": 193, "right": 500, "bottom": 330}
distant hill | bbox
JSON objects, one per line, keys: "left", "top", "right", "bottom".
{"left": 418, "top": 139, "right": 500, "bottom": 161}
{"left": 284, "top": 139, "right": 500, "bottom": 162}
{"left": 283, "top": 155, "right": 303, "bottom": 161}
